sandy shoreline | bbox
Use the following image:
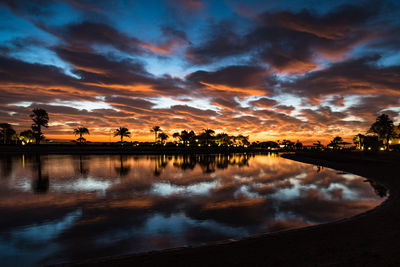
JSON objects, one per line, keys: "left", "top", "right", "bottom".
{"left": 55, "top": 151, "right": 400, "bottom": 267}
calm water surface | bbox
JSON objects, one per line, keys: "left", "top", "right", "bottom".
{"left": 0, "top": 154, "right": 386, "bottom": 266}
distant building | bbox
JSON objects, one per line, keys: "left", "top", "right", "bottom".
{"left": 362, "top": 136, "right": 381, "bottom": 151}
{"left": 389, "top": 137, "right": 400, "bottom": 151}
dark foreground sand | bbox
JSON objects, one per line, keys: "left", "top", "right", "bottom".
{"left": 56, "top": 152, "right": 400, "bottom": 267}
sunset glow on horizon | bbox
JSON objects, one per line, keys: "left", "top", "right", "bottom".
{"left": 1, "top": 0, "right": 400, "bottom": 144}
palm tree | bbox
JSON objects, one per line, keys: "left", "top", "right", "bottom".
{"left": 368, "top": 114, "right": 396, "bottom": 151}
{"left": 151, "top": 126, "right": 161, "bottom": 143}
{"left": 313, "top": 140, "right": 323, "bottom": 150}
{"left": 332, "top": 136, "right": 343, "bottom": 144}
{"left": 30, "top": 108, "right": 49, "bottom": 144}
{"left": 328, "top": 136, "right": 343, "bottom": 149}
{"left": 201, "top": 128, "right": 215, "bottom": 146}
{"left": 114, "top": 127, "right": 131, "bottom": 143}
{"left": 73, "top": 127, "right": 90, "bottom": 144}
{"left": 216, "top": 133, "right": 232, "bottom": 146}
{"left": 235, "top": 134, "right": 250, "bottom": 147}
{"left": 180, "top": 130, "right": 196, "bottom": 146}
{"left": 158, "top": 132, "right": 169, "bottom": 145}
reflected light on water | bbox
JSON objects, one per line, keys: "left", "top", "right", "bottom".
{"left": 0, "top": 154, "right": 386, "bottom": 266}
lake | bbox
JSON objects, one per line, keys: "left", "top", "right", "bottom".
{"left": 0, "top": 153, "right": 386, "bottom": 266}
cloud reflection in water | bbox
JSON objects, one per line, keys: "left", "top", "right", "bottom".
{"left": 0, "top": 154, "right": 386, "bottom": 266}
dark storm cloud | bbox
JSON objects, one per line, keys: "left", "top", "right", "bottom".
{"left": 300, "top": 106, "right": 347, "bottom": 127}
{"left": 264, "top": 1, "right": 380, "bottom": 40}
{"left": 249, "top": 97, "right": 278, "bottom": 108}
{"left": 185, "top": 20, "right": 247, "bottom": 64}
{"left": 210, "top": 96, "right": 241, "bottom": 111}
{"left": 55, "top": 47, "right": 151, "bottom": 84}
{"left": 281, "top": 56, "right": 400, "bottom": 101}
{"left": 187, "top": 65, "right": 268, "bottom": 89}
{"left": 104, "top": 96, "right": 155, "bottom": 111}
{"left": 51, "top": 21, "right": 190, "bottom": 56}
{"left": 0, "top": 49, "right": 189, "bottom": 105}
{"left": 273, "top": 105, "right": 295, "bottom": 113}
{"left": 346, "top": 95, "right": 400, "bottom": 122}
{"left": 0, "top": 54, "right": 78, "bottom": 88}
{"left": 55, "top": 21, "right": 145, "bottom": 53}
{"left": 186, "top": 1, "right": 387, "bottom": 74}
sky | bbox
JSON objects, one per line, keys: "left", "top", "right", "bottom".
{"left": 0, "top": 0, "right": 399, "bottom": 143}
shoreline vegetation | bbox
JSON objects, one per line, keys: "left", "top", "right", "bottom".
{"left": 1, "top": 109, "right": 400, "bottom": 153}
{"left": 54, "top": 151, "right": 400, "bottom": 267}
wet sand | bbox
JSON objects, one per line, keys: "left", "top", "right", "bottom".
{"left": 56, "top": 151, "right": 400, "bottom": 267}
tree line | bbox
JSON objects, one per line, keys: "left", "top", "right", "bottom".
{"left": 0, "top": 108, "right": 251, "bottom": 147}
{"left": 1, "top": 109, "right": 399, "bottom": 150}
{"left": 1, "top": 108, "right": 49, "bottom": 145}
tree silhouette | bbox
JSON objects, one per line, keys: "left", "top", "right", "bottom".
{"left": 158, "top": 132, "right": 169, "bottom": 144}
{"left": 200, "top": 128, "right": 215, "bottom": 146}
{"left": 73, "top": 127, "right": 90, "bottom": 144}
{"left": 328, "top": 136, "right": 343, "bottom": 149}
{"left": 151, "top": 126, "right": 161, "bottom": 143}
{"left": 0, "top": 123, "right": 15, "bottom": 144}
{"left": 295, "top": 140, "right": 303, "bottom": 149}
{"left": 281, "top": 139, "right": 295, "bottom": 149}
{"left": 216, "top": 133, "right": 233, "bottom": 146}
{"left": 332, "top": 136, "right": 343, "bottom": 144}
{"left": 114, "top": 127, "right": 131, "bottom": 143}
{"left": 115, "top": 154, "right": 131, "bottom": 177}
{"left": 313, "top": 140, "right": 323, "bottom": 149}
{"left": 353, "top": 133, "right": 365, "bottom": 150}
{"left": 368, "top": 114, "right": 396, "bottom": 151}
{"left": 180, "top": 130, "right": 195, "bottom": 146}
{"left": 30, "top": 108, "right": 49, "bottom": 144}
{"left": 76, "top": 155, "right": 89, "bottom": 176}
{"left": 172, "top": 132, "right": 181, "bottom": 144}
{"left": 235, "top": 135, "right": 250, "bottom": 147}
{"left": 19, "top": 130, "right": 35, "bottom": 144}
{"left": 33, "top": 154, "right": 49, "bottom": 194}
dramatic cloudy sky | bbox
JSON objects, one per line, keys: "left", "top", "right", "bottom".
{"left": 0, "top": 0, "right": 399, "bottom": 143}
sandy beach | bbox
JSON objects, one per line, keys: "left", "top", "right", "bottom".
{"left": 53, "top": 151, "right": 400, "bottom": 267}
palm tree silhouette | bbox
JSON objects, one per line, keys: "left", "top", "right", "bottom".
{"left": 114, "top": 127, "right": 131, "bottom": 143}
{"left": 158, "top": 132, "right": 169, "bottom": 145}
{"left": 180, "top": 130, "right": 195, "bottom": 146}
{"left": 313, "top": 140, "right": 323, "bottom": 150}
{"left": 73, "top": 127, "right": 90, "bottom": 144}
{"left": 33, "top": 154, "right": 49, "bottom": 194}
{"left": 201, "top": 128, "right": 215, "bottom": 146}
{"left": 172, "top": 132, "right": 181, "bottom": 144}
{"left": 115, "top": 154, "right": 131, "bottom": 176}
{"left": 151, "top": 126, "right": 161, "bottom": 143}
{"left": 216, "top": 133, "right": 232, "bottom": 146}
{"left": 30, "top": 108, "right": 49, "bottom": 144}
